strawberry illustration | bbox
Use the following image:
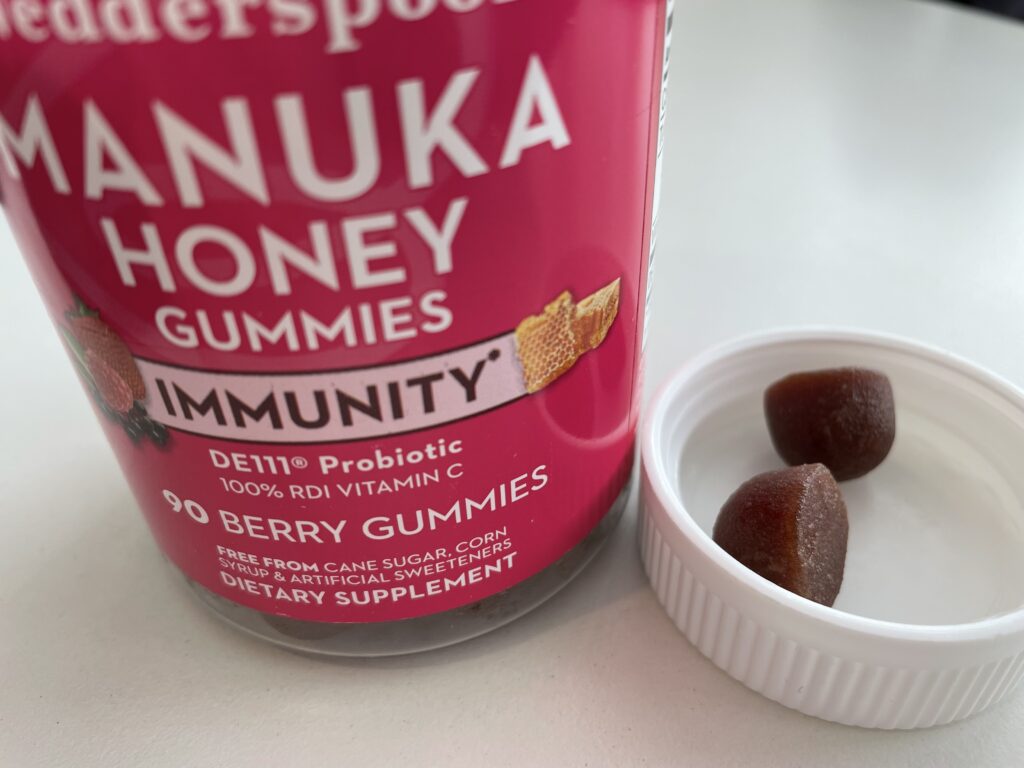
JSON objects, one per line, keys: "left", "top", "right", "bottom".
{"left": 69, "top": 314, "right": 146, "bottom": 400}
{"left": 85, "top": 348, "right": 134, "bottom": 414}
{"left": 62, "top": 297, "right": 169, "bottom": 447}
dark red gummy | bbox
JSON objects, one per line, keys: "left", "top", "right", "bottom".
{"left": 712, "top": 464, "right": 848, "bottom": 607}
{"left": 764, "top": 367, "right": 895, "bottom": 481}
{"left": 263, "top": 613, "right": 344, "bottom": 641}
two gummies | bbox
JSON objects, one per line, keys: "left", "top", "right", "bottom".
{"left": 713, "top": 368, "right": 895, "bottom": 606}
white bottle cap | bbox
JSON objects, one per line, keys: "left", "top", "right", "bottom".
{"left": 640, "top": 329, "right": 1024, "bottom": 729}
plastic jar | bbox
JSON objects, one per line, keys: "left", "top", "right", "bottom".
{"left": 0, "top": 0, "right": 670, "bottom": 655}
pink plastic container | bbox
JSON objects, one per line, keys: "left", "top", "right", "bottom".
{"left": 0, "top": 0, "right": 670, "bottom": 654}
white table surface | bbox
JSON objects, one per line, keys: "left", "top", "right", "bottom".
{"left": 4, "top": 0, "right": 1024, "bottom": 765}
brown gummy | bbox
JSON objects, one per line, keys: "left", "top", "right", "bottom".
{"left": 764, "top": 367, "right": 895, "bottom": 481}
{"left": 712, "top": 464, "right": 848, "bottom": 607}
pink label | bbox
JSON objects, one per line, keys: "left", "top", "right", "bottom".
{"left": 0, "top": 0, "right": 667, "bottom": 622}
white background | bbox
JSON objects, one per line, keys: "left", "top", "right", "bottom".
{"left": 4, "top": 0, "right": 1024, "bottom": 765}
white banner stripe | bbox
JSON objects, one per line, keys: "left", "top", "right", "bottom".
{"left": 138, "top": 334, "right": 526, "bottom": 443}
